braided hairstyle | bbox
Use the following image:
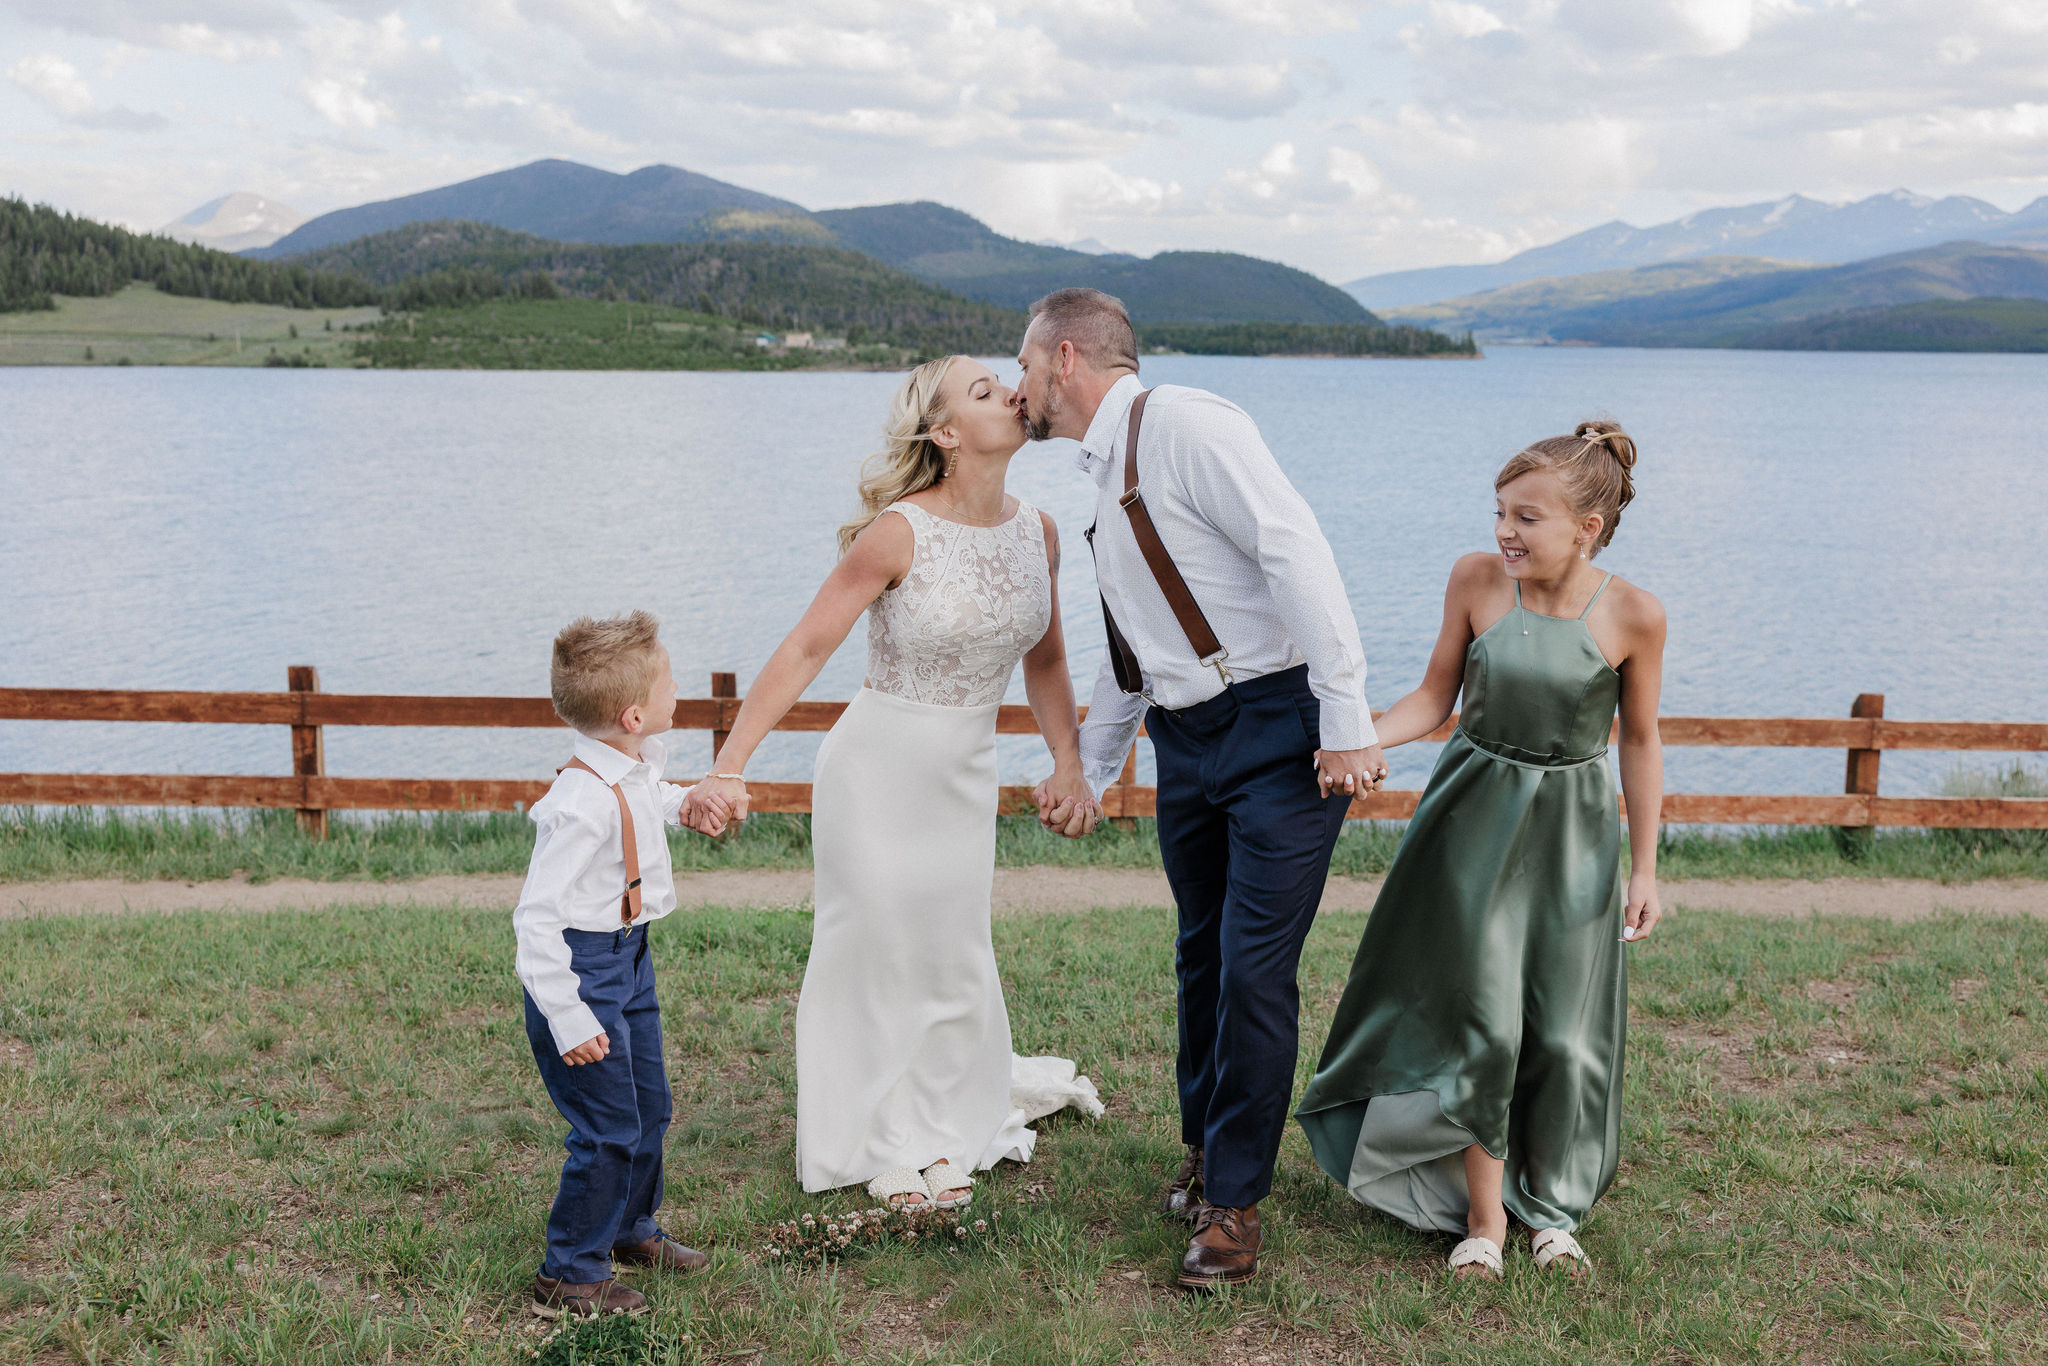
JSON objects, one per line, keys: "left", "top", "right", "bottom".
{"left": 1493, "top": 420, "right": 1639, "bottom": 557}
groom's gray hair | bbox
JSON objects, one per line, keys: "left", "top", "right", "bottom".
{"left": 1027, "top": 288, "right": 1139, "bottom": 375}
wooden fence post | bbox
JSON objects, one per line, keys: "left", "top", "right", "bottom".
{"left": 1112, "top": 743, "right": 1139, "bottom": 832}
{"left": 1837, "top": 692, "right": 1883, "bottom": 855}
{"left": 710, "top": 671, "right": 737, "bottom": 768}
{"left": 288, "top": 665, "right": 327, "bottom": 839}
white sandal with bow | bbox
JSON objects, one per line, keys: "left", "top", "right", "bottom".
{"left": 920, "top": 1160, "right": 973, "bottom": 1210}
{"left": 1447, "top": 1236, "right": 1504, "bottom": 1279}
{"left": 864, "top": 1167, "right": 930, "bottom": 1211}
{"left": 1531, "top": 1228, "right": 1589, "bottom": 1274}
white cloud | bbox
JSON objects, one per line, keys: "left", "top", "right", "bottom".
{"left": 8, "top": 51, "right": 94, "bottom": 117}
{"left": 1326, "top": 146, "right": 1381, "bottom": 198}
{"left": 5, "top": 0, "right": 2048, "bottom": 282}
{"left": 7, "top": 48, "right": 167, "bottom": 128}
{"left": 1674, "top": 0, "right": 1757, "bottom": 54}
{"left": 1429, "top": 1, "right": 1507, "bottom": 39}
{"left": 303, "top": 73, "right": 381, "bottom": 130}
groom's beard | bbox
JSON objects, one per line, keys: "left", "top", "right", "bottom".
{"left": 1022, "top": 377, "right": 1063, "bottom": 442}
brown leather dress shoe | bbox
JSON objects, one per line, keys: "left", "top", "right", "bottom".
{"left": 1161, "top": 1145, "right": 1206, "bottom": 1222}
{"left": 1178, "top": 1202, "right": 1261, "bottom": 1291}
{"left": 614, "top": 1234, "right": 710, "bottom": 1275}
{"left": 529, "top": 1275, "right": 648, "bottom": 1318}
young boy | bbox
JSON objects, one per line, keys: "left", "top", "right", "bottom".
{"left": 517, "top": 610, "right": 710, "bottom": 1318}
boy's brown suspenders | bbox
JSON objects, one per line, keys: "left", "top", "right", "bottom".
{"left": 558, "top": 758, "right": 643, "bottom": 925}
{"left": 1090, "top": 388, "right": 1230, "bottom": 696}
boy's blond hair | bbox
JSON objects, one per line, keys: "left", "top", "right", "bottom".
{"left": 551, "top": 611, "right": 664, "bottom": 735}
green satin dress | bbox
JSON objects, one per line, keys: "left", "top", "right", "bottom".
{"left": 1297, "top": 574, "right": 1626, "bottom": 1235}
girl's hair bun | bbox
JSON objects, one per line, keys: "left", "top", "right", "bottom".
{"left": 1575, "top": 420, "right": 1637, "bottom": 472}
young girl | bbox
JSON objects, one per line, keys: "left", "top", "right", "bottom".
{"left": 1296, "top": 421, "right": 1666, "bottom": 1279}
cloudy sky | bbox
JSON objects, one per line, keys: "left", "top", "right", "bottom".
{"left": 5, "top": 0, "right": 2047, "bottom": 281}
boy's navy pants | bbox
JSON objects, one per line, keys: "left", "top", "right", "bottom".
{"left": 524, "top": 923, "right": 671, "bottom": 1284}
{"left": 1146, "top": 664, "right": 1351, "bottom": 1211}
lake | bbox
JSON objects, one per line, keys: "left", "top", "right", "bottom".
{"left": 3, "top": 348, "right": 2044, "bottom": 807}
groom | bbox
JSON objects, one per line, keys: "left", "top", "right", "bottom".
{"left": 1018, "top": 288, "right": 1387, "bottom": 1290}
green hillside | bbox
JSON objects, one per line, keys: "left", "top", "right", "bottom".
{"left": 1382, "top": 256, "right": 1805, "bottom": 340}
{"left": 1739, "top": 298, "right": 2048, "bottom": 351}
{"left": 5, "top": 202, "right": 1473, "bottom": 366}
{"left": 2, "top": 196, "right": 379, "bottom": 313}
{"left": 1140, "top": 321, "right": 1476, "bottom": 358}
{"left": 346, "top": 297, "right": 894, "bottom": 370}
{"left": 285, "top": 220, "right": 1027, "bottom": 353}
{"left": 814, "top": 202, "right": 1375, "bottom": 325}
{"left": 1381, "top": 242, "right": 2048, "bottom": 350}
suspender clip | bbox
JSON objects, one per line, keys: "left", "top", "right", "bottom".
{"left": 1200, "top": 647, "right": 1233, "bottom": 686}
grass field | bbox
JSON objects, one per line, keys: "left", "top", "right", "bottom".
{"left": 5, "top": 806, "right": 2047, "bottom": 886}
{"left": 346, "top": 298, "right": 912, "bottom": 371}
{"left": 2, "top": 900, "right": 2044, "bottom": 1364}
{"left": 0, "top": 284, "right": 379, "bottom": 367}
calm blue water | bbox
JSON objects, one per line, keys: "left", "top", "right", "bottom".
{"left": 3, "top": 348, "right": 2045, "bottom": 807}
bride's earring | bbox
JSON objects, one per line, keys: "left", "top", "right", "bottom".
{"left": 944, "top": 450, "right": 958, "bottom": 479}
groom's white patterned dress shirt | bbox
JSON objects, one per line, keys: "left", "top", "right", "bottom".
{"left": 514, "top": 731, "right": 689, "bottom": 1053}
{"left": 1074, "top": 373, "right": 1376, "bottom": 800}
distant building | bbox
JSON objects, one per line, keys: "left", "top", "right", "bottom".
{"left": 815, "top": 337, "right": 847, "bottom": 350}
{"left": 783, "top": 332, "right": 814, "bottom": 349}
{"left": 752, "top": 333, "right": 777, "bottom": 348}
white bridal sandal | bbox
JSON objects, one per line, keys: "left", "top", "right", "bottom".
{"left": 920, "top": 1160, "right": 974, "bottom": 1210}
{"left": 1531, "top": 1228, "right": 1590, "bottom": 1275}
{"left": 865, "top": 1168, "right": 930, "bottom": 1211}
{"left": 1447, "top": 1236, "right": 1504, "bottom": 1280}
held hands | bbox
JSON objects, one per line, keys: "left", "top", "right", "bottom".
{"left": 561, "top": 1032, "right": 610, "bottom": 1066}
{"left": 681, "top": 776, "right": 749, "bottom": 837}
{"left": 1033, "top": 768, "right": 1102, "bottom": 839}
{"left": 1315, "top": 745, "right": 1390, "bottom": 801}
{"left": 1622, "top": 871, "right": 1662, "bottom": 944}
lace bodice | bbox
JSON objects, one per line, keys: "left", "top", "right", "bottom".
{"left": 865, "top": 499, "right": 1053, "bottom": 707}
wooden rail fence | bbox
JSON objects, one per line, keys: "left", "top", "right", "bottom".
{"left": 2, "top": 672, "right": 2045, "bottom": 838}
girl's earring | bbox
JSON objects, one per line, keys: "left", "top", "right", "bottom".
{"left": 944, "top": 451, "right": 958, "bottom": 479}
{"left": 1578, "top": 543, "right": 1588, "bottom": 559}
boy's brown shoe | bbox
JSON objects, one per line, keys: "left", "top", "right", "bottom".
{"left": 529, "top": 1275, "right": 648, "bottom": 1318}
{"left": 614, "top": 1234, "right": 709, "bottom": 1274}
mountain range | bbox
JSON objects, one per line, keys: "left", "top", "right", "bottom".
{"left": 1346, "top": 190, "right": 2048, "bottom": 310}
{"left": 251, "top": 159, "right": 1371, "bottom": 326}
{"left": 1385, "top": 241, "right": 2048, "bottom": 347}
{"left": 159, "top": 192, "right": 306, "bottom": 253}
{"left": 253, "top": 161, "right": 808, "bottom": 255}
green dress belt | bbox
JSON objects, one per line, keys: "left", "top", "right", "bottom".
{"left": 1296, "top": 575, "right": 1627, "bottom": 1234}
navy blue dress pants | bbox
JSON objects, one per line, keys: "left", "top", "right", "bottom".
{"left": 524, "top": 923, "right": 671, "bottom": 1284}
{"left": 1147, "top": 664, "right": 1351, "bottom": 1210}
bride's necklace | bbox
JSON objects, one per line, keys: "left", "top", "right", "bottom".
{"left": 935, "top": 486, "right": 1008, "bottom": 526}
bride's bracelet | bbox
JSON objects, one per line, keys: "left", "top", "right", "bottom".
{"left": 708, "top": 773, "right": 746, "bottom": 783}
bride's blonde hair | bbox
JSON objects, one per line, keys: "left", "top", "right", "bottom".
{"left": 837, "top": 355, "right": 963, "bottom": 554}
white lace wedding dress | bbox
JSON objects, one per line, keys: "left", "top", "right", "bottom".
{"left": 794, "top": 498, "right": 1102, "bottom": 1193}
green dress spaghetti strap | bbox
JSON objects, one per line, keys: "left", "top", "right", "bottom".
{"left": 1296, "top": 574, "right": 1626, "bottom": 1234}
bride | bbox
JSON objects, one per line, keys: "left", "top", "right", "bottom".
{"left": 683, "top": 355, "right": 1102, "bottom": 1210}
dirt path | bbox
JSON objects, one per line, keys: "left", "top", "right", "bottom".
{"left": 3, "top": 868, "right": 2043, "bottom": 921}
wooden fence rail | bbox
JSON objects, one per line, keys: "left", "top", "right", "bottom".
{"left": 2, "top": 673, "right": 2045, "bottom": 837}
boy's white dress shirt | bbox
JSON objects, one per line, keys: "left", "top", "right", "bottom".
{"left": 515, "top": 732, "right": 689, "bottom": 1054}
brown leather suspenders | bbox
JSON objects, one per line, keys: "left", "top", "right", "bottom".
{"left": 559, "top": 757, "right": 644, "bottom": 925}
{"left": 1091, "top": 388, "right": 1229, "bottom": 696}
